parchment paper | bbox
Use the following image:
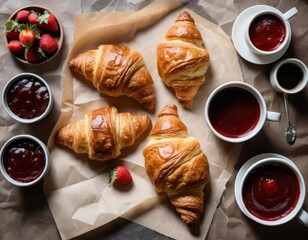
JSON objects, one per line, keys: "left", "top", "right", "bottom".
{"left": 43, "top": 1, "right": 244, "bottom": 239}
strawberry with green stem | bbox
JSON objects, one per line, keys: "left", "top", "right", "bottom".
{"left": 28, "top": 10, "right": 40, "bottom": 25}
{"left": 4, "top": 20, "right": 20, "bottom": 39}
{"left": 38, "top": 10, "right": 59, "bottom": 32}
{"left": 25, "top": 46, "right": 41, "bottom": 63}
{"left": 18, "top": 23, "right": 40, "bottom": 48}
{"left": 109, "top": 166, "right": 133, "bottom": 186}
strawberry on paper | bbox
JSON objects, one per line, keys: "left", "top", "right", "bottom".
{"left": 16, "top": 10, "right": 30, "bottom": 23}
{"left": 38, "top": 10, "right": 59, "bottom": 32}
{"left": 39, "top": 34, "right": 58, "bottom": 53}
{"left": 7, "top": 40, "right": 24, "bottom": 55}
{"left": 109, "top": 166, "right": 133, "bottom": 186}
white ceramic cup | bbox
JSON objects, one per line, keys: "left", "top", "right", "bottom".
{"left": 2, "top": 72, "right": 54, "bottom": 124}
{"left": 270, "top": 58, "right": 308, "bottom": 94}
{"left": 235, "top": 153, "right": 308, "bottom": 227}
{"left": 0, "top": 134, "right": 51, "bottom": 187}
{"left": 246, "top": 7, "right": 298, "bottom": 55}
{"left": 204, "top": 82, "right": 281, "bottom": 143}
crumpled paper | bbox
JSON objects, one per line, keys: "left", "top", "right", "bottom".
{"left": 43, "top": 0, "right": 244, "bottom": 239}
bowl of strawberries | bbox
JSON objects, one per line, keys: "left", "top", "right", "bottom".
{"left": 4, "top": 5, "right": 63, "bottom": 64}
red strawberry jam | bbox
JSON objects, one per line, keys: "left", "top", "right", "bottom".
{"left": 243, "top": 163, "right": 300, "bottom": 221}
{"left": 6, "top": 77, "right": 50, "bottom": 119}
{"left": 249, "top": 14, "right": 286, "bottom": 51}
{"left": 3, "top": 139, "right": 46, "bottom": 183}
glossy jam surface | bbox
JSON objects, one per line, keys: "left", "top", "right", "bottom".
{"left": 3, "top": 139, "right": 46, "bottom": 183}
{"left": 249, "top": 14, "right": 286, "bottom": 51}
{"left": 209, "top": 88, "right": 260, "bottom": 138}
{"left": 277, "top": 63, "right": 303, "bottom": 90}
{"left": 6, "top": 77, "right": 50, "bottom": 119}
{"left": 243, "top": 163, "right": 300, "bottom": 221}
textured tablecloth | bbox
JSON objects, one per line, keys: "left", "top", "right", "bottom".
{"left": 0, "top": 0, "right": 308, "bottom": 239}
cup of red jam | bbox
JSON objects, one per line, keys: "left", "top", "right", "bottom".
{"left": 204, "top": 82, "right": 281, "bottom": 143}
{"left": 0, "top": 134, "right": 51, "bottom": 187}
{"left": 235, "top": 153, "right": 308, "bottom": 227}
{"left": 2, "top": 72, "right": 53, "bottom": 124}
{"left": 246, "top": 7, "right": 298, "bottom": 55}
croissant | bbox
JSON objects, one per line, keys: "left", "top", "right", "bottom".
{"left": 157, "top": 11, "right": 210, "bottom": 109}
{"left": 68, "top": 44, "right": 156, "bottom": 111}
{"left": 143, "top": 104, "right": 210, "bottom": 226}
{"left": 55, "top": 106, "right": 152, "bottom": 161}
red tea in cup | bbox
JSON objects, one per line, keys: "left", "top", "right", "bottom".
{"left": 208, "top": 87, "right": 260, "bottom": 138}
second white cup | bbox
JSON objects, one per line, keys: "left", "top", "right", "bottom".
{"left": 204, "top": 82, "right": 281, "bottom": 143}
{"left": 270, "top": 58, "right": 308, "bottom": 94}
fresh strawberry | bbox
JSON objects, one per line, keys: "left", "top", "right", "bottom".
{"left": 18, "top": 24, "right": 39, "bottom": 48}
{"left": 19, "top": 29, "right": 36, "bottom": 48}
{"left": 6, "top": 28, "right": 19, "bottom": 39}
{"left": 4, "top": 20, "right": 20, "bottom": 39}
{"left": 109, "top": 166, "right": 133, "bottom": 185}
{"left": 38, "top": 10, "right": 59, "bottom": 32}
{"left": 28, "top": 11, "right": 39, "bottom": 25}
{"left": 7, "top": 40, "right": 24, "bottom": 55}
{"left": 25, "top": 46, "right": 41, "bottom": 63}
{"left": 39, "top": 34, "right": 58, "bottom": 53}
{"left": 16, "top": 10, "right": 30, "bottom": 23}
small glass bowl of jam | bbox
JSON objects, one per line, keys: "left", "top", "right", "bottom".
{"left": 2, "top": 72, "right": 53, "bottom": 124}
{"left": 0, "top": 134, "right": 51, "bottom": 187}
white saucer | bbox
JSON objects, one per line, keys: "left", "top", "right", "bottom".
{"left": 232, "top": 5, "right": 291, "bottom": 65}
{"left": 234, "top": 153, "right": 294, "bottom": 214}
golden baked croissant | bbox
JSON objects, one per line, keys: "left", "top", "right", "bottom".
{"left": 157, "top": 11, "right": 210, "bottom": 109}
{"left": 55, "top": 106, "right": 152, "bottom": 161}
{"left": 69, "top": 45, "right": 156, "bottom": 111}
{"left": 143, "top": 104, "right": 210, "bottom": 226}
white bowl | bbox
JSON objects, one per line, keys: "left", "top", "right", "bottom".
{"left": 2, "top": 72, "right": 53, "bottom": 124}
{"left": 0, "top": 134, "right": 51, "bottom": 187}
